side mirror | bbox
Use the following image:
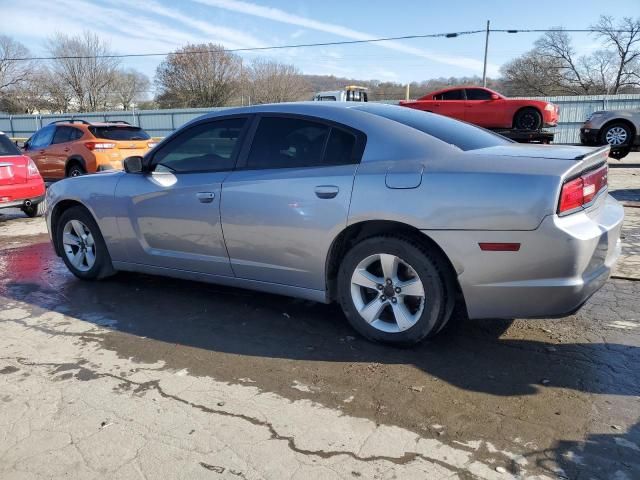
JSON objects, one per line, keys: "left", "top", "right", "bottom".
{"left": 123, "top": 156, "right": 144, "bottom": 173}
{"left": 490, "top": 93, "right": 500, "bottom": 100}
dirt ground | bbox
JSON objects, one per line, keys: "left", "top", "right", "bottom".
{"left": 0, "top": 160, "right": 639, "bottom": 479}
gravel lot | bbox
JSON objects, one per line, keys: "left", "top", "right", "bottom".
{"left": 1, "top": 157, "right": 639, "bottom": 479}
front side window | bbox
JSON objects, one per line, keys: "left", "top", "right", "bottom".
{"left": 30, "top": 125, "right": 55, "bottom": 149}
{"left": 435, "top": 89, "right": 464, "bottom": 101}
{"left": 152, "top": 118, "right": 246, "bottom": 173}
{"left": 465, "top": 88, "right": 493, "bottom": 100}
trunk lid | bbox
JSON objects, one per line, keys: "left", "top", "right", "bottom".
{"left": 0, "top": 155, "right": 29, "bottom": 185}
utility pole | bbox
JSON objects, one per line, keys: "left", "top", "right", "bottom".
{"left": 405, "top": 83, "right": 410, "bottom": 101}
{"left": 482, "top": 20, "right": 490, "bottom": 87}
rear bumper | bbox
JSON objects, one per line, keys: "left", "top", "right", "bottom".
{"left": 0, "top": 180, "right": 46, "bottom": 209}
{"left": 427, "top": 194, "right": 624, "bottom": 319}
{"left": 0, "top": 194, "right": 45, "bottom": 210}
{"left": 580, "top": 128, "right": 600, "bottom": 145}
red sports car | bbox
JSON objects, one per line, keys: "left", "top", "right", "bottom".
{"left": 399, "top": 87, "right": 559, "bottom": 131}
{"left": 0, "top": 132, "right": 46, "bottom": 217}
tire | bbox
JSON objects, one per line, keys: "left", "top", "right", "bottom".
{"left": 514, "top": 108, "right": 542, "bottom": 130}
{"left": 600, "top": 122, "right": 632, "bottom": 147}
{"left": 609, "top": 146, "right": 631, "bottom": 160}
{"left": 337, "top": 235, "right": 454, "bottom": 345}
{"left": 67, "top": 162, "right": 86, "bottom": 178}
{"left": 56, "top": 206, "right": 115, "bottom": 280}
{"left": 21, "top": 201, "right": 46, "bottom": 218}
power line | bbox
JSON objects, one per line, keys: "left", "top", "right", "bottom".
{"left": 7, "top": 30, "right": 485, "bottom": 61}
{"left": 6, "top": 27, "right": 638, "bottom": 62}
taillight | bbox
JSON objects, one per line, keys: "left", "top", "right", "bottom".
{"left": 85, "top": 141, "right": 116, "bottom": 151}
{"left": 558, "top": 165, "right": 607, "bottom": 214}
{"left": 147, "top": 141, "right": 158, "bottom": 149}
{"left": 27, "top": 157, "right": 41, "bottom": 178}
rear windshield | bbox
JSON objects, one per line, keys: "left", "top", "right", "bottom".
{"left": 354, "top": 104, "right": 512, "bottom": 151}
{"left": 89, "top": 126, "right": 150, "bottom": 141}
{"left": 0, "top": 135, "right": 20, "bottom": 156}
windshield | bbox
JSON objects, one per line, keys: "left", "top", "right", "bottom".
{"left": 354, "top": 104, "right": 512, "bottom": 151}
{"left": 89, "top": 126, "right": 150, "bottom": 141}
{"left": 0, "top": 134, "right": 21, "bottom": 156}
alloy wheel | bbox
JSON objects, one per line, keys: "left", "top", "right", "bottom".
{"left": 350, "top": 253, "right": 426, "bottom": 333}
{"left": 62, "top": 219, "right": 96, "bottom": 272}
{"left": 605, "top": 126, "right": 628, "bottom": 146}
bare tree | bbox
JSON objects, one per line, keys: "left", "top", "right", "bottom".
{"left": 245, "top": 59, "right": 311, "bottom": 104}
{"left": 0, "top": 36, "right": 34, "bottom": 93}
{"left": 111, "top": 69, "right": 150, "bottom": 110}
{"left": 592, "top": 16, "right": 640, "bottom": 93}
{"left": 155, "top": 43, "right": 241, "bottom": 108}
{"left": 47, "top": 31, "right": 120, "bottom": 111}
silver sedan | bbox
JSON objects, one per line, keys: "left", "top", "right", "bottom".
{"left": 45, "top": 103, "right": 624, "bottom": 345}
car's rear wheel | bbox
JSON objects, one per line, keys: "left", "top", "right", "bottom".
{"left": 21, "top": 201, "right": 45, "bottom": 218}
{"left": 514, "top": 108, "right": 542, "bottom": 130}
{"left": 601, "top": 122, "right": 632, "bottom": 147}
{"left": 67, "top": 163, "right": 86, "bottom": 178}
{"left": 56, "top": 206, "right": 114, "bottom": 280}
{"left": 337, "top": 236, "right": 454, "bottom": 345}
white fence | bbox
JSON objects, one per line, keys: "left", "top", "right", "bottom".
{"left": 1, "top": 94, "right": 639, "bottom": 144}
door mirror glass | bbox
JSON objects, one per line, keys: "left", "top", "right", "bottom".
{"left": 124, "top": 156, "right": 144, "bottom": 173}
{"left": 491, "top": 93, "right": 500, "bottom": 100}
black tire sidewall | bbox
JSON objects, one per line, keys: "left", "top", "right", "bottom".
{"left": 67, "top": 164, "right": 85, "bottom": 177}
{"left": 515, "top": 108, "right": 542, "bottom": 130}
{"left": 337, "top": 236, "right": 446, "bottom": 345}
{"left": 56, "top": 206, "right": 110, "bottom": 280}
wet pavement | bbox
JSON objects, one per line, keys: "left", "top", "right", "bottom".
{"left": 1, "top": 168, "right": 639, "bottom": 479}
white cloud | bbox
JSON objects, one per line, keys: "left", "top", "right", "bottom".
{"left": 193, "top": 0, "right": 499, "bottom": 75}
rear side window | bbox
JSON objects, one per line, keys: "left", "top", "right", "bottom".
{"left": 0, "top": 135, "right": 20, "bottom": 155}
{"left": 246, "top": 117, "right": 357, "bottom": 170}
{"left": 89, "top": 126, "right": 150, "bottom": 141}
{"left": 356, "top": 104, "right": 512, "bottom": 151}
{"left": 52, "top": 126, "right": 74, "bottom": 145}
{"left": 435, "top": 89, "right": 464, "bottom": 101}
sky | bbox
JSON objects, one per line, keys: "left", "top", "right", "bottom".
{"left": 1, "top": 0, "right": 639, "bottom": 95}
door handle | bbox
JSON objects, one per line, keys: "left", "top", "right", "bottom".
{"left": 314, "top": 185, "right": 339, "bottom": 199}
{"left": 196, "top": 192, "right": 215, "bottom": 203}
{"left": 63, "top": 147, "right": 70, "bottom": 152}
{"left": 39, "top": 150, "right": 45, "bottom": 154}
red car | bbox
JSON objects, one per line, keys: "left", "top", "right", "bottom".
{"left": 399, "top": 87, "right": 559, "bottom": 131}
{"left": 0, "top": 132, "right": 46, "bottom": 217}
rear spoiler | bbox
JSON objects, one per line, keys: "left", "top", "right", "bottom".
{"left": 573, "top": 145, "right": 609, "bottom": 161}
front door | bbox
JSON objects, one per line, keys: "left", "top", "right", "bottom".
{"left": 221, "top": 115, "right": 364, "bottom": 291}
{"left": 115, "top": 117, "right": 249, "bottom": 276}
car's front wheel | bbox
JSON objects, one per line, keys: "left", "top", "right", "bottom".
{"left": 601, "top": 122, "right": 632, "bottom": 147}
{"left": 337, "top": 236, "right": 454, "bottom": 345}
{"left": 56, "top": 206, "right": 115, "bottom": 280}
{"left": 514, "top": 108, "right": 542, "bottom": 130}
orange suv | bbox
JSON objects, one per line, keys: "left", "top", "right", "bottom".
{"left": 23, "top": 120, "right": 157, "bottom": 180}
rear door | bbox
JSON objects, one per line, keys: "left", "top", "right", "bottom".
{"left": 221, "top": 115, "right": 365, "bottom": 291}
{"left": 115, "top": 116, "right": 249, "bottom": 276}
{"left": 432, "top": 89, "right": 466, "bottom": 121}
